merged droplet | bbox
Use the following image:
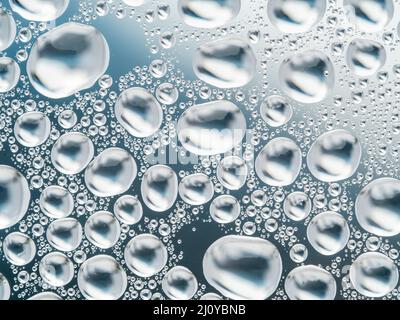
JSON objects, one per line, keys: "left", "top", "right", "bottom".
{"left": 346, "top": 39, "right": 386, "bottom": 77}
{"left": 177, "top": 100, "right": 247, "bottom": 156}
{"left": 279, "top": 50, "right": 334, "bottom": 103}
{"left": 0, "top": 165, "right": 30, "bottom": 230}
{"left": 283, "top": 191, "right": 312, "bottom": 221}
{"left": 3, "top": 232, "right": 36, "bottom": 266}
{"left": 193, "top": 38, "right": 256, "bottom": 88}
{"left": 285, "top": 265, "right": 337, "bottom": 300}
{"left": 39, "top": 186, "right": 74, "bottom": 219}
{"left": 141, "top": 165, "right": 178, "bottom": 212}
{"left": 0, "top": 57, "right": 20, "bottom": 93}
{"left": 39, "top": 252, "right": 74, "bottom": 287}
{"left": 115, "top": 87, "right": 163, "bottom": 138}
{"left": 350, "top": 252, "right": 398, "bottom": 297}
{"left": 179, "top": 173, "right": 214, "bottom": 205}
{"left": 0, "top": 10, "right": 16, "bottom": 51}
{"left": 78, "top": 255, "right": 127, "bottom": 300}
{"left": 260, "top": 95, "right": 293, "bottom": 127}
{"left": 307, "top": 129, "right": 361, "bottom": 182}
{"left": 114, "top": 195, "right": 143, "bottom": 225}
{"left": 0, "top": 273, "right": 10, "bottom": 300}
{"left": 268, "top": 0, "right": 326, "bottom": 33}
{"left": 209, "top": 195, "right": 240, "bottom": 224}
{"left": 178, "top": 0, "right": 241, "bottom": 28}
{"left": 9, "top": 0, "right": 70, "bottom": 21}
{"left": 344, "top": 0, "right": 393, "bottom": 32}
{"left": 307, "top": 211, "right": 350, "bottom": 255}
{"left": 27, "top": 22, "right": 109, "bottom": 99}
{"left": 162, "top": 266, "right": 198, "bottom": 300}
{"left": 255, "top": 137, "right": 302, "bottom": 186}
{"left": 14, "top": 112, "right": 51, "bottom": 147}
{"left": 203, "top": 235, "right": 282, "bottom": 300}
{"left": 51, "top": 132, "right": 94, "bottom": 175}
{"left": 46, "top": 218, "right": 83, "bottom": 252}
{"left": 84, "top": 211, "right": 121, "bottom": 249}
{"left": 124, "top": 234, "right": 168, "bottom": 277}
{"left": 85, "top": 148, "right": 137, "bottom": 197}
{"left": 355, "top": 178, "right": 400, "bottom": 237}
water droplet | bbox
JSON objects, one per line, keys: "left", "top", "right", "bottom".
{"left": 14, "top": 112, "right": 51, "bottom": 147}
{"left": 40, "top": 186, "right": 74, "bottom": 219}
{"left": 3, "top": 232, "right": 36, "bottom": 266}
{"left": 39, "top": 252, "right": 74, "bottom": 287}
{"left": 9, "top": 0, "right": 70, "bottom": 21}
{"left": 46, "top": 218, "right": 83, "bottom": 252}
{"left": 0, "top": 57, "right": 20, "bottom": 93}
{"left": 162, "top": 266, "right": 198, "bottom": 300}
{"left": 284, "top": 191, "right": 311, "bottom": 221}
{"left": 0, "top": 273, "right": 10, "bottom": 300}
{"left": 210, "top": 195, "right": 240, "bottom": 223}
{"left": 0, "top": 10, "right": 16, "bottom": 51}
{"left": 216, "top": 156, "right": 248, "bottom": 190}
{"left": 85, "top": 211, "right": 121, "bottom": 249}
{"left": 260, "top": 95, "right": 293, "bottom": 127}
{"left": 179, "top": 173, "right": 214, "bottom": 205}
{"left": 114, "top": 195, "right": 143, "bottom": 225}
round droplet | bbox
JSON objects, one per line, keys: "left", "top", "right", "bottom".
{"left": 114, "top": 195, "right": 143, "bottom": 225}
{"left": 203, "top": 235, "right": 282, "bottom": 300}
{"left": 260, "top": 95, "right": 293, "bottom": 127}
{"left": 78, "top": 255, "right": 127, "bottom": 300}
{"left": 27, "top": 22, "right": 109, "bottom": 99}
{"left": 85, "top": 148, "right": 137, "bottom": 197}
{"left": 58, "top": 110, "right": 77, "bottom": 129}
{"left": 51, "top": 132, "right": 94, "bottom": 175}
{"left": 3, "top": 232, "right": 36, "bottom": 266}
{"left": 124, "top": 234, "right": 168, "bottom": 277}
{"left": 85, "top": 211, "right": 121, "bottom": 249}
{"left": 178, "top": 0, "right": 240, "bottom": 28}
{"left": 255, "top": 137, "right": 302, "bottom": 186}
{"left": 268, "top": 0, "right": 326, "bottom": 33}
{"left": 346, "top": 39, "right": 386, "bottom": 77}
{"left": 285, "top": 265, "right": 337, "bottom": 300}
{"left": 40, "top": 186, "right": 74, "bottom": 219}
{"left": 115, "top": 87, "right": 163, "bottom": 138}
{"left": 355, "top": 178, "right": 400, "bottom": 237}
{"left": 155, "top": 83, "right": 179, "bottom": 105}
{"left": 28, "top": 292, "right": 62, "bottom": 300}
{"left": 279, "top": 50, "right": 334, "bottom": 103}
{"left": 177, "top": 100, "right": 247, "bottom": 156}
{"left": 344, "top": 0, "right": 393, "bottom": 32}
{"left": 0, "top": 165, "right": 30, "bottom": 230}
{"left": 14, "top": 112, "right": 51, "bottom": 147}
{"left": 350, "top": 252, "right": 398, "bottom": 297}
{"left": 307, "top": 129, "right": 361, "bottom": 182}
{"left": 210, "top": 195, "right": 240, "bottom": 224}
{"left": 162, "top": 266, "right": 198, "bottom": 300}
{"left": 284, "top": 191, "right": 312, "bottom": 221}
{"left": 39, "top": 252, "right": 74, "bottom": 287}
{"left": 9, "top": 0, "right": 70, "bottom": 21}
{"left": 289, "top": 244, "right": 308, "bottom": 263}
{"left": 0, "top": 10, "right": 16, "bottom": 51}
{"left": 0, "top": 57, "right": 20, "bottom": 93}
{"left": 141, "top": 165, "right": 178, "bottom": 212}
{"left": 193, "top": 38, "right": 256, "bottom": 88}
{"left": 307, "top": 211, "right": 350, "bottom": 255}
{"left": 179, "top": 173, "right": 214, "bottom": 205}
{"left": 0, "top": 273, "right": 10, "bottom": 300}
{"left": 46, "top": 218, "right": 83, "bottom": 252}
{"left": 216, "top": 156, "right": 248, "bottom": 190}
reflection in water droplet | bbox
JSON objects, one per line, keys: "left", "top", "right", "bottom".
{"left": 285, "top": 265, "right": 337, "bottom": 300}
{"left": 178, "top": 0, "right": 241, "bottom": 28}
{"left": 216, "top": 156, "right": 248, "bottom": 190}
{"left": 307, "top": 211, "right": 350, "bottom": 255}
{"left": 39, "top": 252, "right": 74, "bottom": 287}
{"left": 85, "top": 211, "right": 121, "bottom": 249}
{"left": 46, "top": 218, "right": 83, "bottom": 252}
{"left": 307, "top": 129, "right": 361, "bottom": 182}
{"left": 350, "top": 252, "right": 398, "bottom": 297}
{"left": 162, "top": 266, "right": 198, "bottom": 300}
{"left": 0, "top": 57, "right": 20, "bottom": 93}
{"left": 124, "top": 234, "right": 168, "bottom": 277}
{"left": 115, "top": 87, "right": 163, "bottom": 138}
{"left": 260, "top": 95, "right": 293, "bottom": 127}
{"left": 0, "top": 10, "right": 16, "bottom": 51}
{"left": 268, "top": 0, "right": 326, "bottom": 33}
{"left": 179, "top": 173, "right": 214, "bottom": 205}
{"left": 85, "top": 148, "right": 137, "bottom": 197}
{"left": 284, "top": 191, "right": 311, "bottom": 221}
{"left": 210, "top": 195, "right": 240, "bottom": 223}
{"left": 177, "top": 100, "right": 247, "bottom": 156}
{"left": 255, "top": 137, "right": 302, "bottom": 186}
{"left": 355, "top": 178, "right": 400, "bottom": 237}
{"left": 51, "top": 132, "right": 94, "bottom": 175}
{"left": 346, "top": 39, "right": 386, "bottom": 77}
{"left": 14, "top": 112, "right": 51, "bottom": 147}
{"left": 114, "top": 195, "right": 143, "bottom": 225}
{"left": 27, "top": 22, "right": 109, "bottom": 99}
{"left": 193, "top": 38, "right": 256, "bottom": 88}
{"left": 9, "top": 0, "right": 70, "bottom": 21}
{"left": 0, "top": 165, "right": 30, "bottom": 230}
{"left": 279, "top": 50, "right": 334, "bottom": 103}
{"left": 40, "top": 186, "right": 74, "bottom": 219}
{"left": 141, "top": 165, "right": 178, "bottom": 212}
{"left": 78, "top": 255, "right": 127, "bottom": 300}
{"left": 203, "top": 235, "right": 282, "bottom": 300}
{"left": 3, "top": 232, "right": 36, "bottom": 266}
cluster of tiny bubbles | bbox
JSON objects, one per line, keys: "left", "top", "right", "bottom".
{"left": 1, "top": 0, "right": 400, "bottom": 301}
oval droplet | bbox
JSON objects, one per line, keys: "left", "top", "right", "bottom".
{"left": 0, "top": 57, "right": 20, "bottom": 93}
{"left": 179, "top": 173, "right": 214, "bottom": 205}
{"left": 0, "top": 10, "right": 16, "bottom": 51}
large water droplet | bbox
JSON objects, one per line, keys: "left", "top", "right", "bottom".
{"left": 46, "top": 218, "right": 83, "bottom": 252}
{"left": 3, "top": 232, "right": 36, "bottom": 266}
{"left": 177, "top": 100, "right": 247, "bottom": 156}
{"left": 193, "top": 38, "right": 256, "bottom": 88}
{"left": 0, "top": 57, "right": 20, "bottom": 93}
{"left": 27, "top": 22, "right": 109, "bottom": 99}
{"left": 203, "top": 235, "right": 282, "bottom": 299}
{"left": 114, "top": 195, "right": 143, "bottom": 225}
{"left": 85, "top": 147, "right": 137, "bottom": 197}
{"left": 283, "top": 191, "right": 311, "bottom": 221}
{"left": 162, "top": 266, "right": 198, "bottom": 300}
{"left": 39, "top": 186, "right": 74, "bottom": 219}
{"left": 216, "top": 156, "right": 248, "bottom": 190}
{"left": 9, "top": 0, "right": 70, "bottom": 21}
{"left": 179, "top": 173, "right": 214, "bottom": 205}
{"left": 0, "top": 273, "right": 10, "bottom": 300}
{"left": 209, "top": 195, "right": 240, "bottom": 223}
{"left": 279, "top": 50, "right": 334, "bottom": 103}
{"left": 39, "top": 252, "right": 74, "bottom": 287}
{"left": 84, "top": 211, "right": 121, "bottom": 249}
{"left": 260, "top": 95, "right": 293, "bottom": 127}
{"left": 0, "top": 10, "right": 16, "bottom": 51}
{"left": 14, "top": 112, "right": 51, "bottom": 147}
